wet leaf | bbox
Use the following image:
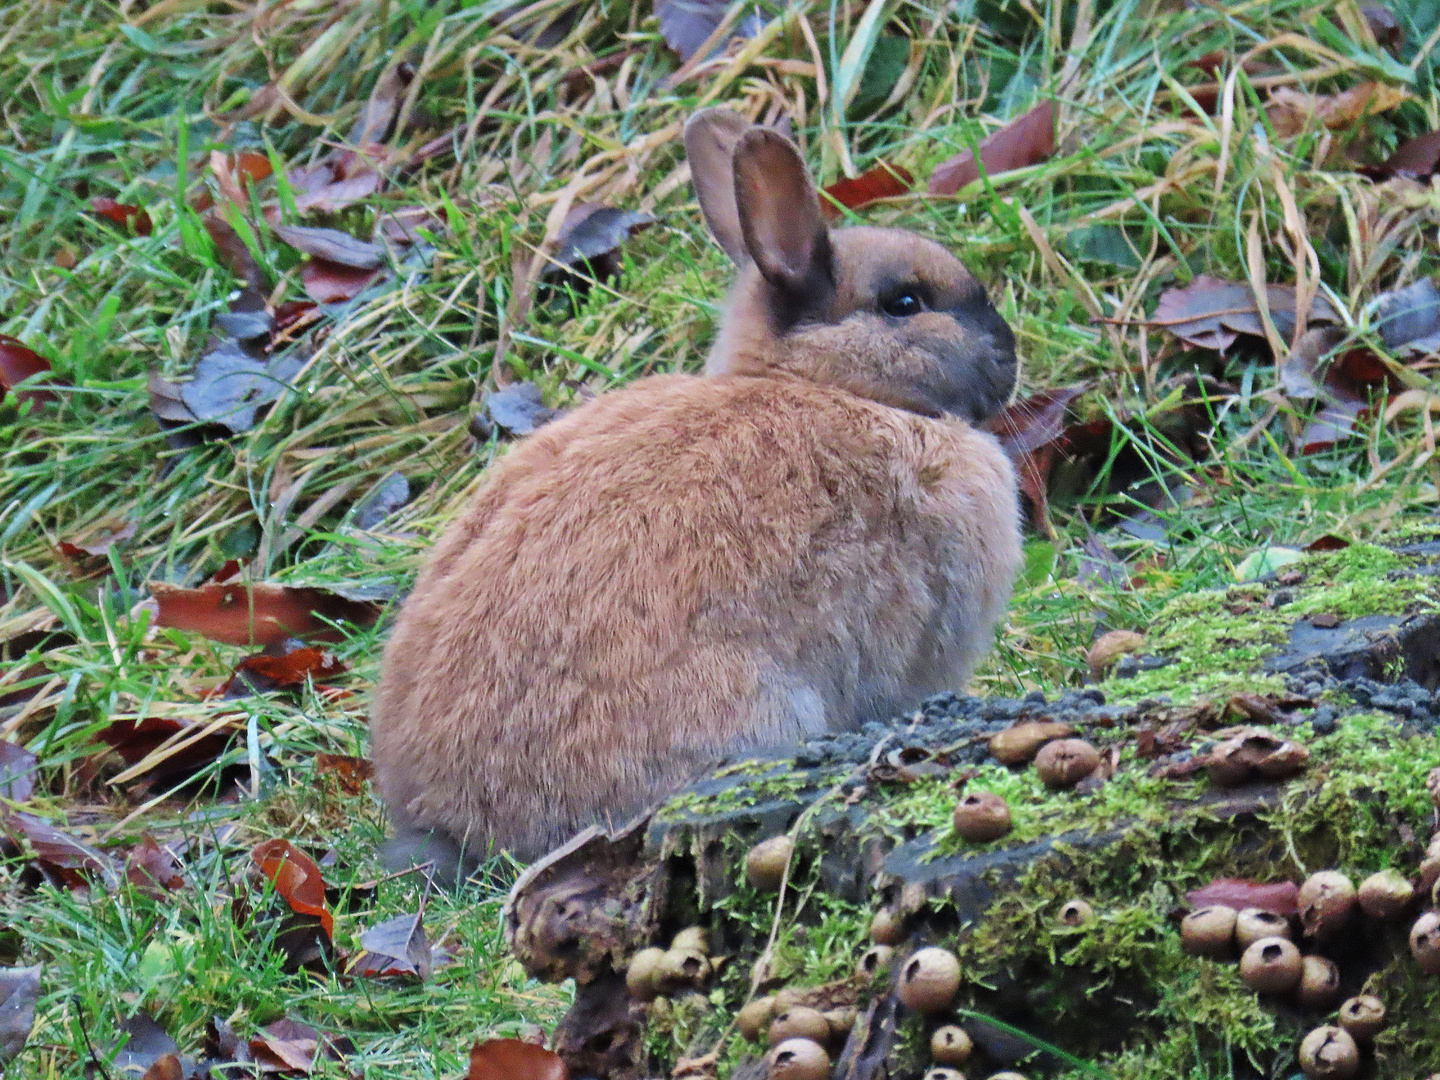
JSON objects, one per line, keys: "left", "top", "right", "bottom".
{"left": 0, "top": 966, "right": 41, "bottom": 1066}
{"left": 273, "top": 225, "right": 382, "bottom": 269}
{"left": 1186, "top": 877, "right": 1299, "bottom": 915}
{"left": 1148, "top": 275, "right": 1340, "bottom": 351}
{"left": 290, "top": 167, "right": 382, "bottom": 216}
{"left": 656, "top": 0, "right": 763, "bottom": 62}
{"left": 468, "top": 1038, "right": 568, "bottom": 1080}
{"left": 224, "top": 645, "right": 346, "bottom": 698}
{"left": 202, "top": 212, "right": 261, "bottom": 289}
{"left": 350, "top": 911, "right": 433, "bottom": 979}
{"left": 820, "top": 161, "right": 912, "bottom": 219}
{"left": 376, "top": 207, "right": 445, "bottom": 246}
{"left": 251, "top": 839, "right": 333, "bottom": 939}
{"left": 347, "top": 61, "right": 416, "bottom": 147}
{"left": 1, "top": 812, "right": 120, "bottom": 891}
{"left": 0, "top": 743, "right": 38, "bottom": 802}
{"left": 300, "top": 259, "right": 380, "bottom": 305}
{"left": 928, "top": 101, "right": 1055, "bottom": 196}
{"left": 177, "top": 340, "right": 304, "bottom": 434}
{"left": 548, "top": 204, "right": 655, "bottom": 283}
{"left": 142, "top": 1055, "right": 185, "bottom": 1080}
{"left": 95, "top": 715, "right": 237, "bottom": 784}
{"left": 0, "top": 335, "right": 55, "bottom": 407}
{"left": 314, "top": 754, "right": 374, "bottom": 796}
{"left": 1265, "top": 82, "right": 1408, "bottom": 138}
{"left": 1375, "top": 277, "right": 1440, "bottom": 354}
{"left": 352, "top": 471, "right": 410, "bottom": 530}
{"left": 1304, "top": 534, "right": 1350, "bottom": 552}
{"left": 233, "top": 150, "right": 274, "bottom": 184}
{"left": 1360, "top": 128, "right": 1440, "bottom": 181}
{"left": 483, "top": 382, "right": 562, "bottom": 437}
{"left": 125, "top": 835, "right": 185, "bottom": 893}
{"left": 149, "top": 580, "right": 381, "bottom": 647}
{"left": 90, "top": 197, "right": 153, "bottom": 236}
{"left": 1362, "top": 5, "right": 1404, "bottom": 51}
{"left": 57, "top": 520, "right": 136, "bottom": 560}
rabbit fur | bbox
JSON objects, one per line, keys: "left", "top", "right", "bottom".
{"left": 370, "top": 108, "right": 1023, "bottom": 881}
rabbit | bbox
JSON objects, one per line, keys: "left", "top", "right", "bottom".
{"left": 369, "top": 107, "right": 1023, "bottom": 882}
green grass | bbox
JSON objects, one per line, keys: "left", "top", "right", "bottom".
{"left": 4, "top": 0, "right": 1440, "bottom": 1076}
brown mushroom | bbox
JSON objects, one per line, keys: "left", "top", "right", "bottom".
{"left": 737, "top": 996, "right": 777, "bottom": 1042}
{"left": 768, "top": 1006, "right": 832, "bottom": 1047}
{"left": 1034, "top": 739, "right": 1102, "bottom": 790}
{"left": 657, "top": 945, "right": 710, "bottom": 990}
{"left": 952, "top": 791, "right": 1012, "bottom": 843}
{"left": 989, "top": 721, "right": 1074, "bottom": 765}
{"left": 896, "top": 946, "right": 962, "bottom": 1013}
{"left": 766, "top": 1038, "right": 830, "bottom": 1080}
{"left": 822, "top": 1007, "right": 857, "bottom": 1039}
{"left": 1298, "top": 871, "right": 1356, "bottom": 941}
{"left": 1239, "top": 936, "right": 1303, "bottom": 994}
{"left": 1336, "top": 994, "right": 1385, "bottom": 1042}
{"left": 1056, "top": 899, "right": 1095, "bottom": 928}
{"left": 1235, "top": 907, "right": 1291, "bottom": 949}
{"left": 746, "top": 835, "right": 795, "bottom": 892}
{"left": 870, "top": 908, "right": 904, "bottom": 945}
{"left": 930, "top": 1024, "right": 973, "bottom": 1065}
{"left": 1181, "top": 905, "right": 1237, "bottom": 957}
{"left": 1295, "top": 955, "right": 1341, "bottom": 1010}
{"left": 1298, "top": 1025, "right": 1359, "bottom": 1080}
{"left": 670, "top": 926, "right": 709, "bottom": 954}
{"left": 1410, "top": 910, "right": 1440, "bottom": 974}
{"left": 857, "top": 944, "right": 894, "bottom": 982}
{"left": 1086, "top": 629, "right": 1146, "bottom": 680}
{"left": 1357, "top": 869, "right": 1413, "bottom": 921}
{"left": 625, "top": 947, "right": 666, "bottom": 1000}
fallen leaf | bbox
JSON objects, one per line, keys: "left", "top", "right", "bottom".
{"left": 224, "top": 645, "right": 346, "bottom": 698}
{"left": 1, "top": 812, "right": 120, "bottom": 891}
{"left": 95, "top": 715, "right": 237, "bottom": 784}
{"left": 292, "top": 168, "right": 383, "bottom": 216}
{"left": 468, "top": 1038, "right": 568, "bottom": 1080}
{"left": 928, "top": 101, "right": 1056, "bottom": 196}
{"left": 655, "top": 0, "right": 764, "bottom": 62}
{"left": 1304, "top": 534, "right": 1350, "bottom": 552}
{"left": 149, "top": 580, "right": 381, "bottom": 647}
{"left": 58, "top": 520, "right": 136, "bottom": 560}
{"left": 548, "top": 204, "right": 655, "bottom": 284}
{"left": 0, "top": 335, "right": 55, "bottom": 407}
{"left": 314, "top": 754, "right": 374, "bottom": 796}
{"left": 251, "top": 839, "right": 333, "bottom": 939}
{"left": 984, "top": 385, "right": 1086, "bottom": 529}
{"left": 175, "top": 340, "right": 304, "bottom": 434}
{"left": 90, "top": 197, "right": 153, "bottom": 236}
{"left": 248, "top": 1017, "right": 351, "bottom": 1075}
{"left": 1375, "top": 277, "right": 1440, "bottom": 354}
{"left": 233, "top": 151, "right": 274, "bottom": 184}
{"left": 204, "top": 1016, "right": 254, "bottom": 1066}
{"left": 0, "top": 966, "right": 42, "bottom": 1066}
{"left": 350, "top": 911, "right": 433, "bottom": 979}
{"left": 1186, "top": 877, "right": 1299, "bottom": 915}
{"left": 273, "top": 225, "right": 382, "bottom": 269}
{"left": 113, "top": 1013, "right": 178, "bottom": 1074}
{"left": 1265, "top": 82, "right": 1408, "bottom": 138}
{"left": 347, "top": 61, "right": 417, "bottom": 147}
{"left": 0, "top": 743, "right": 38, "bottom": 802}
{"left": 375, "top": 207, "right": 446, "bottom": 246}
{"left": 483, "top": 382, "right": 562, "bottom": 437}
{"left": 1360, "top": 128, "right": 1440, "bottom": 181}
{"left": 143, "top": 1055, "right": 185, "bottom": 1080}
{"left": 1362, "top": 5, "right": 1404, "bottom": 51}
{"left": 352, "top": 471, "right": 410, "bottom": 530}
{"left": 300, "top": 259, "right": 380, "bottom": 305}
{"left": 125, "top": 835, "right": 185, "bottom": 894}
{"left": 1148, "top": 275, "right": 1340, "bottom": 351}
{"left": 820, "top": 161, "right": 913, "bottom": 219}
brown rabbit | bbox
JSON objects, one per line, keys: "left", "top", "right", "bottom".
{"left": 370, "top": 108, "right": 1022, "bottom": 880}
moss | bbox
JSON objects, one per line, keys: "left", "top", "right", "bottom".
{"left": 656, "top": 762, "right": 824, "bottom": 822}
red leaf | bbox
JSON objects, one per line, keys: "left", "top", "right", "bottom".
{"left": 1186, "top": 877, "right": 1298, "bottom": 915}
{"left": 300, "top": 259, "right": 379, "bottom": 304}
{"left": 224, "top": 646, "right": 346, "bottom": 697}
{"left": 202, "top": 212, "right": 261, "bottom": 290}
{"left": 1360, "top": 128, "right": 1440, "bottom": 181}
{"left": 142, "top": 1056, "right": 183, "bottom": 1080}
{"left": 928, "top": 101, "right": 1056, "bottom": 196}
{"left": 820, "top": 162, "right": 913, "bottom": 219}
{"left": 90, "top": 197, "right": 153, "bottom": 236}
{"left": 233, "top": 151, "right": 274, "bottom": 185}
{"left": 251, "top": 839, "right": 333, "bottom": 939}
{"left": 95, "top": 715, "right": 236, "bottom": 782}
{"left": 468, "top": 1039, "right": 568, "bottom": 1080}
{"left": 0, "top": 335, "right": 55, "bottom": 406}
{"left": 148, "top": 581, "right": 380, "bottom": 647}
{"left": 314, "top": 754, "right": 374, "bottom": 795}
{"left": 248, "top": 1017, "right": 348, "bottom": 1075}
{"left": 125, "top": 835, "right": 184, "bottom": 894}
{"left": 985, "top": 386, "right": 1087, "bottom": 530}
{"left": 1304, "top": 534, "right": 1350, "bottom": 552}
{"left": 2, "top": 812, "right": 120, "bottom": 891}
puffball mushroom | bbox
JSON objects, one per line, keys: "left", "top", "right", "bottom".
{"left": 767, "top": 1006, "right": 831, "bottom": 1047}
{"left": 746, "top": 835, "right": 795, "bottom": 891}
{"left": 1336, "top": 994, "right": 1385, "bottom": 1041}
{"left": 766, "top": 1038, "right": 830, "bottom": 1080}
{"left": 1298, "top": 871, "right": 1357, "bottom": 941}
{"left": 1239, "top": 936, "right": 1303, "bottom": 994}
{"left": 870, "top": 908, "right": 904, "bottom": 945}
{"left": 822, "top": 1007, "right": 857, "bottom": 1039}
{"left": 930, "top": 1025, "right": 973, "bottom": 1065}
{"left": 952, "top": 791, "right": 1012, "bottom": 842}
{"left": 1056, "top": 899, "right": 1095, "bottom": 928}
{"left": 923, "top": 1070, "right": 965, "bottom": 1080}
{"left": 896, "top": 947, "right": 962, "bottom": 1013}
{"left": 1298, "top": 1025, "right": 1359, "bottom": 1080}
{"left": 657, "top": 945, "right": 709, "bottom": 990}
{"left": 1086, "top": 629, "right": 1146, "bottom": 679}
{"left": 670, "top": 926, "right": 709, "bottom": 954}
{"left": 857, "top": 945, "right": 894, "bottom": 981}
{"left": 1034, "top": 738, "right": 1102, "bottom": 789}
{"left": 1296, "top": 955, "right": 1342, "bottom": 1010}
{"left": 1181, "top": 905, "right": 1237, "bottom": 957}
{"left": 1356, "top": 870, "right": 1413, "bottom": 920}
{"left": 1235, "top": 907, "right": 1291, "bottom": 949}
{"left": 1410, "top": 910, "right": 1440, "bottom": 974}
{"left": 737, "top": 997, "right": 777, "bottom": 1042}
{"left": 625, "top": 947, "right": 666, "bottom": 1000}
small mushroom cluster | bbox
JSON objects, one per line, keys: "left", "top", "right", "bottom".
{"left": 952, "top": 730, "right": 1106, "bottom": 845}
{"left": 746, "top": 988, "right": 859, "bottom": 1080}
{"left": 1181, "top": 856, "right": 1440, "bottom": 1079}
{"left": 625, "top": 926, "right": 713, "bottom": 1002}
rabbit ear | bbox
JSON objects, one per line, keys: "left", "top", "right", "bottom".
{"left": 684, "top": 108, "right": 753, "bottom": 265}
{"left": 732, "top": 128, "right": 834, "bottom": 304}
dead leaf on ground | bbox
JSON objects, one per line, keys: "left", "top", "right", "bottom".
{"left": 201, "top": 212, "right": 261, "bottom": 290}
{"left": 821, "top": 162, "right": 913, "bottom": 219}
{"left": 1375, "top": 277, "right": 1440, "bottom": 355}
{"left": 57, "top": 520, "right": 136, "bottom": 561}
{"left": 0, "top": 336, "right": 56, "bottom": 407}
{"left": 928, "top": 101, "right": 1056, "bottom": 196}
{"left": 300, "top": 260, "right": 380, "bottom": 305}
{"left": 125, "top": 835, "right": 185, "bottom": 894}
{"left": 1147, "top": 274, "right": 1340, "bottom": 351}
{"left": 273, "top": 225, "right": 382, "bottom": 268}
{"left": 149, "top": 580, "right": 381, "bottom": 647}
{"left": 1360, "top": 128, "right": 1440, "bottom": 181}
{"left": 1283, "top": 329, "right": 1395, "bottom": 454}
{"left": 95, "top": 714, "right": 238, "bottom": 785}
{"left": 656, "top": 0, "right": 764, "bottom": 63}
{"left": 468, "top": 1038, "right": 568, "bottom": 1080}
{"left": 1362, "top": 5, "right": 1404, "bottom": 51}
{"left": 346, "top": 61, "right": 416, "bottom": 148}
{"left": 1265, "top": 82, "right": 1408, "bottom": 138}
{"left": 90, "top": 197, "right": 153, "bottom": 236}
{"left": 0, "top": 966, "right": 42, "bottom": 1066}
{"left": 375, "top": 207, "right": 446, "bottom": 246}
{"left": 224, "top": 645, "right": 346, "bottom": 698}
{"left": 248, "top": 1017, "right": 352, "bottom": 1075}
{"left": 170, "top": 339, "right": 304, "bottom": 434}
{"left": 113, "top": 1012, "right": 188, "bottom": 1075}
{"left": 352, "top": 471, "right": 410, "bottom": 530}
{"left": 548, "top": 204, "right": 655, "bottom": 284}
{"left": 314, "top": 754, "right": 374, "bottom": 795}
{"left": 1187, "top": 877, "right": 1299, "bottom": 915}
{"left": 0, "top": 743, "right": 38, "bottom": 802}
{"left": 985, "top": 385, "right": 1086, "bottom": 529}
{"left": 349, "top": 910, "right": 441, "bottom": 979}
{"left": 483, "top": 382, "right": 563, "bottom": 437}
{"left": 1, "top": 812, "right": 120, "bottom": 892}
{"left": 251, "top": 839, "right": 333, "bottom": 939}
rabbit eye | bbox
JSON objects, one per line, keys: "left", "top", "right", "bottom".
{"left": 881, "top": 291, "right": 923, "bottom": 317}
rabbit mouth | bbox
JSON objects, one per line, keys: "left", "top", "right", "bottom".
{"left": 902, "top": 322, "right": 1018, "bottom": 424}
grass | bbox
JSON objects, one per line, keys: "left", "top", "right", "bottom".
{"left": 4, "top": 0, "right": 1440, "bottom": 1076}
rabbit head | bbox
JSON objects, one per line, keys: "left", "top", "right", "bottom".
{"left": 684, "top": 108, "right": 1018, "bottom": 424}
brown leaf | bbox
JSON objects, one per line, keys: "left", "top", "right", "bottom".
{"left": 125, "top": 835, "right": 185, "bottom": 894}
{"left": 1148, "top": 275, "right": 1340, "bottom": 351}
{"left": 2, "top": 812, "right": 120, "bottom": 891}
{"left": 346, "top": 61, "right": 416, "bottom": 147}
{"left": 251, "top": 839, "right": 333, "bottom": 939}
{"left": 314, "top": 754, "right": 374, "bottom": 795}
{"left": 984, "top": 385, "right": 1086, "bottom": 529}
{"left": 1304, "top": 534, "right": 1350, "bottom": 552}
{"left": 225, "top": 646, "right": 346, "bottom": 698}
{"left": 143, "top": 1054, "right": 184, "bottom": 1080}
{"left": 468, "top": 1038, "right": 568, "bottom": 1080}
{"left": 202, "top": 212, "right": 261, "bottom": 290}
{"left": 1186, "top": 877, "right": 1298, "bottom": 915}
{"left": 0, "top": 967, "right": 40, "bottom": 1066}
{"left": 1362, "top": 5, "right": 1404, "bottom": 51}
{"left": 300, "top": 259, "right": 380, "bottom": 304}
{"left": 1265, "top": 82, "right": 1408, "bottom": 138}
{"left": 0, "top": 743, "right": 37, "bottom": 802}
{"left": 928, "top": 101, "right": 1055, "bottom": 196}
{"left": 113, "top": 1013, "right": 181, "bottom": 1074}
{"left": 549, "top": 204, "right": 655, "bottom": 283}
{"left": 149, "top": 580, "right": 380, "bottom": 647}
{"left": 0, "top": 335, "right": 55, "bottom": 407}
{"left": 820, "top": 162, "right": 913, "bottom": 219}
{"left": 58, "top": 520, "right": 136, "bottom": 559}
{"left": 90, "top": 197, "right": 153, "bottom": 236}
{"left": 1375, "top": 278, "right": 1440, "bottom": 354}
{"left": 248, "top": 1017, "right": 350, "bottom": 1075}
{"left": 1361, "top": 128, "right": 1440, "bottom": 181}
{"left": 233, "top": 151, "right": 274, "bottom": 185}
{"left": 655, "top": 0, "right": 763, "bottom": 62}
{"left": 95, "top": 715, "right": 236, "bottom": 784}
{"left": 350, "top": 911, "right": 434, "bottom": 979}
{"left": 273, "top": 225, "right": 382, "bottom": 269}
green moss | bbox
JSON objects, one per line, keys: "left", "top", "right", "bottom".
{"left": 656, "top": 763, "right": 823, "bottom": 822}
